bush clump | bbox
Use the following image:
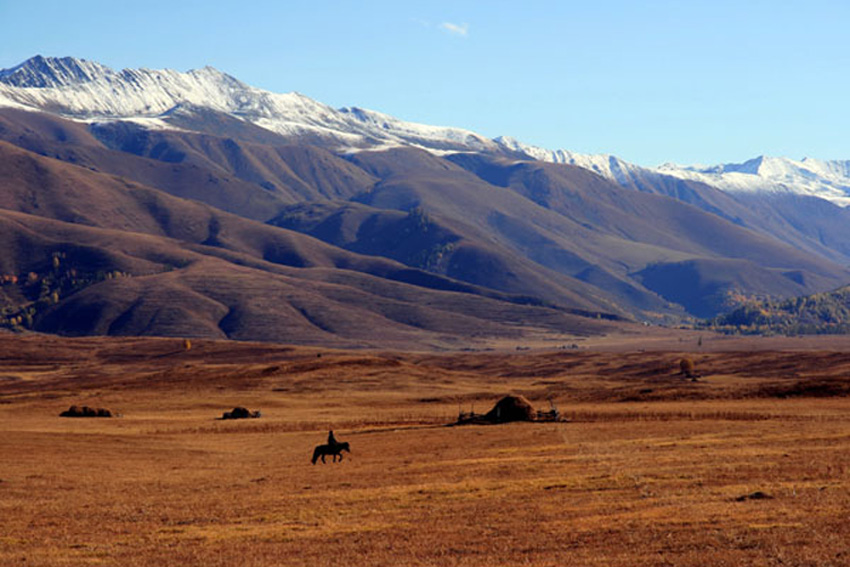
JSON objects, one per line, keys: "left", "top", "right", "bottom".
{"left": 60, "top": 405, "right": 114, "bottom": 418}
{"left": 219, "top": 407, "right": 262, "bottom": 420}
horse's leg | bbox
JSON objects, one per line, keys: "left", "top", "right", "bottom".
{"left": 338, "top": 452, "right": 344, "bottom": 462}
{"left": 321, "top": 453, "right": 326, "bottom": 464}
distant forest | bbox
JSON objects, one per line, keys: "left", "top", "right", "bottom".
{"left": 705, "top": 286, "right": 850, "bottom": 335}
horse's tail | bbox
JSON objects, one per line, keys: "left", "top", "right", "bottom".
{"left": 311, "top": 446, "right": 320, "bottom": 465}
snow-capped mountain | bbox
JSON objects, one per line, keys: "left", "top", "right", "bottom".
{"left": 497, "top": 136, "right": 850, "bottom": 208}
{"left": 656, "top": 156, "right": 850, "bottom": 207}
{"left": 0, "top": 55, "right": 499, "bottom": 153}
{"left": 2, "top": 55, "right": 848, "bottom": 207}
{"left": 5, "top": 55, "right": 850, "bottom": 332}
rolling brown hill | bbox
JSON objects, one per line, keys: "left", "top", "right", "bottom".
{"left": 0, "top": 108, "right": 378, "bottom": 220}
{"left": 0, "top": 206, "right": 617, "bottom": 347}
{"left": 448, "top": 153, "right": 848, "bottom": 272}
{"left": 90, "top": 119, "right": 379, "bottom": 202}
{"left": 268, "top": 199, "right": 666, "bottom": 317}
{"left": 0, "top": 112, "right": 648, "bottom": 317}
{"left": 442, "top": 153, "right": 850, "bottom": 311}
{"left": 345, "top": 149, "right": 848, "bottom": 314}
{"left": 0, "top": 139, "right": 619, "bottom": 346}
{"left": 2, "top": 104, "right": 850, "bottom": 340}
{"left": 568, "top": 154, "right": 850, "bottom": 267}
{"left": 0, "top": 109, "right": 295, "bottom": 220}
{"left": 0, "top": 138, "right": 614, "bottom": 314}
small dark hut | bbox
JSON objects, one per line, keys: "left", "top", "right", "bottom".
{"left": 455, "top": 395, "right": 562, "bottom": 425}
{"left": 483, "top": 395, "right": 536, "bottom": 423}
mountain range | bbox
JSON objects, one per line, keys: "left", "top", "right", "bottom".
{"left": 1, "top": 55, "right": 849, "bottom": 345}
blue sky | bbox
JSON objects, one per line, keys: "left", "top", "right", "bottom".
{"left": 1, "top": 0, "right": 848, "bottom": 166}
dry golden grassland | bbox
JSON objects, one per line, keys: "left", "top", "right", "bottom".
{"left": 1, "top": 334, "right": 849, "bottom": 566}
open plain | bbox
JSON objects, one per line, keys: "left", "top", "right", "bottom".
{"left": 1, "top": 331, "right": 850, "bottom": 566}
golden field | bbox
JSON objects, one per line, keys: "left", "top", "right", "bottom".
{"left": 1, "top": 333, "right": 850, "bottom": 566}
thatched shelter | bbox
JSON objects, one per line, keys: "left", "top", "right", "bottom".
{"left": 483, "top": 395, "right": 536, "bottom": 423}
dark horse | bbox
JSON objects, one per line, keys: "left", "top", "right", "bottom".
{"left": 311, "top": 441, "right": 350, "bottom": 464}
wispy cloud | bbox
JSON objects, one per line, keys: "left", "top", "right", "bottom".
{"left": 439, "top": 22, "right": 469, "bottom": 37}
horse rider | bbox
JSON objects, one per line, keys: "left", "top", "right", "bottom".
{"left": 328, "top": 430, "right": 338, "bottom": 447}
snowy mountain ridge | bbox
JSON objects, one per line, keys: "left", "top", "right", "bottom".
{"left": 0, "top": 55, "right": 113, "bottom": 89}
{"left": 2, "top": 55, "right": 849, "bottom": 206}
{"left": 0, "top": 55, "right": 498, "bottom": 153}
{"left": 494, "top": 136, "right": 645, "bottom": 186}
{"left": 656, "top": 156, "right": 850, "bottom": 207}
{"left": 495, "top": 137, "right": 850, "bottom": 207}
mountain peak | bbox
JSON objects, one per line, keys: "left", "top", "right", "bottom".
{"left": 723, "top": 155, "right": 766, "bottom": 175}
{"left": 0, "top": 55, "right": 113, "bottom": 88}
{"left": 186, "top": 65, "right": 245, "bottom": 87}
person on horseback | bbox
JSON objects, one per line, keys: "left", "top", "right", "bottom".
{"left": 311, "top": 430, "right": 350, "bottom": 464}
{"left": 312, "top": 440, "right": 350, "bottom": 464}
